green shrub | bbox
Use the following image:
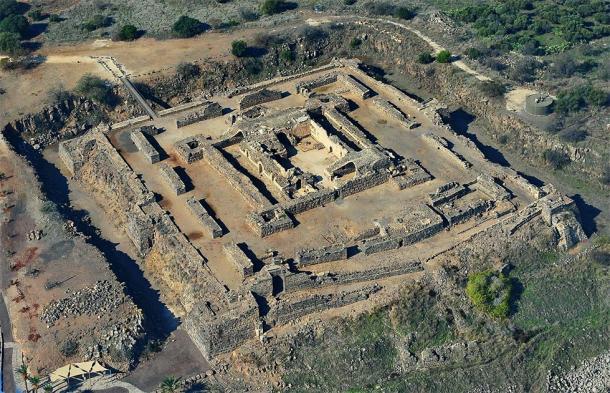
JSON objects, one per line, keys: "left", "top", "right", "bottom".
{"left": 435, "top": 50, "right": 452, "bottom": 63}
{"left": 464, "top": 47, "right": 483, "bottom": 59}
{"left": 543, "top": 149, "right": 570, "bottom": 170}
{"left": 556, "top": 85, "right": 608, "bottom": 114}
{"left": 498, "top": 134, "right": 509, "bottom": 145}
{"left": 239, "top": 8, "right": 259, "bottom": 21}
{"left": 0, "top": 14, "right": 29, "bottom": 39}
{"left": 558, "top": 128, "right": 587, "bottom": 143}
{"left": 479, "top": 80, "right": 506, "bottom": 98}
{"left": 260, "top": 0, "right": 286, "bottom": 16}
{"left": 231, "top": 39, "right": 248, "bottom": 57}
{"left": 172, "top": 15, "right": 204, "bottom": 38}
{"left": 0, "top": 0, "right": 23, "bottom": 20}
{"left": 343, "top": 0, "right": 356, "bottom": 5}
{"left": 279, "top": 48, "right": 294, "bottom": 62}
{"left": 116, "top": 24, "right": 138, "bottom": 41}
{"left": 0, "top": 31, "right": 20, "bottom": 55}
{"left": 28, "top": 9, "right": 45, "bottom": 21}
{"left": 349, "top": 37, "right": 362, "bottom": 49}
{"left": 417, "top": 52, "right": 434, "bottom": 64}
{"left": 394, "top": 6, "right": 415, "bottom": 20}
{"left": 466, "top": 270, "right": 513, "bottom": 319}
{"left": 82, "top": 14, "right": 111, "bottom": 32}
{"left": 75, "top": 74, "right": 116, "bottom": 106}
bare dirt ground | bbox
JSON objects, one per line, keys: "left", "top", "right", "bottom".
{"left": 0, "top": 26, "right": 263, "bottom": 124}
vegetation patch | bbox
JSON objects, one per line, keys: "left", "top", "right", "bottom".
{"left": 466, "top": 270, "right": 513, "bottom": 318}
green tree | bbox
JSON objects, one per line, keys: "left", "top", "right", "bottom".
{"left": 16, "top": 363, "right": 29, "bottom": 393}
{"left": 349, "top": 37, "right": 362, "bottom": 48}
{"left": 82, "top": 14, "right": 111, "bottom": 31}
{"left": 231, "top": 39, "right": 248, "bottom": 57}
{"left": 75, "top": 74, "right": 116, "bottom": 106}
{"left": 543, "top": 149, "right": 570, "bottom": 169}
{"left": 28, "top": 375, "right": 41, "bottom": 393}
{"left": 42, "top": 384, "right": 53, "bottom": 393}
{"left": 279, "top": 48, "right": 294, "bottom": 62}
{"left": 28, "top": 9, "right": 45, "bottom": 21}
{"left": 0, "top": 14, "right": 29, "bottom": 39}
{"left": 417, "top": 52, "right": 434, "bottom": 64}
{"left": 172, "top": 15, "right": 204, "bottom": 38}
{"left": 260, "top": 0, "right": 285, "bottom": 16}
{"left": 394, "top": 6, "right": 415, "bottom": 20}
{"left": 0, "top": 31, "right": 20, "bottom": 54}
{"left": 435, "top": 50, "right": 452, "bottom": 63}
{"left": 116, "top": 24, "right": 138, "bottom": 41}
{"left": 160, "top": 376, "right": 180, "bottom": 393}
{"left": 0, "top": 0, "right": 24, "bottom": 20}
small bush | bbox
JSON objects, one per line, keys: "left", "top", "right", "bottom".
{"left": 509, "top": 57, "right": 541, "bottom": 83}
{"left": 0, "top": 0, "right": 24, "bottom": 20}
{"left": 82, "top": 14, "right": 112, "bottom": 32}
{"left": 543, "top": 149, "right": 570, "bottom": 170}
{"left": 435, "top": 50, "right": 452, "bottom": 63}
{"left": 260, "top": 0, "right": 286, "bottom": 15}
{"left": 279, "top": 48, "right": 294, "bottom": 62}
{"left": 231, "top": 40, "right": 248, "bottom": 57}
{"left": 349, "top": 37, "right": 362, "bottom": 49}
{"left": 368, "top": 2, "right": 395, "bottom": 16}
{"left": 498, "top": 134, "right": 509, "bottom": 145}
{"left": 28, "top": 9, "right": 46, "bottom": 21}
{"left": 464, "top": 47, "right": 483, "bottom": 59}
{"left": 466, "top": 270, "right": 513, "bottom": 319}
{"left": 59, "top": 339, "right": 78, "bottom": 357}
{"left": 0, "top": 31, "right": 20, "bottom": 55}
{"left": 239, "top": 8, "right": 259, "bottom": 21}
{"left": 176, "top": 62, "right": 200, "bottom": 80}
{"left": 115, "top": 24, "right": 138, "bottom": 41}
{"left": 344, "top": 0, "right": 357, "bottom": 5}
{"left": 558, "top": 128, "right": 587, "bottom": 143}
{"left": 590, "top": 249, "right": 610, "bottom": 266}
{"left": 417, "top": 52, "right": 434, "bottom": 64}
{"left": 172, "top": 15, "right": 204, "bottom": 38}
{"left": 479, "top": 80, "right": 507, "bottom": 98}
{"left": 49, "top": 14, "right": 62, "bottom": 23}
{"left": 394, "top": 6, "right": 415, "bottom": 20}
{"left": 75, "top": 74, "right": 116, "bottom": 106}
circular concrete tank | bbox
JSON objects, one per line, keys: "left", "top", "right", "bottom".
{"left": 525, "top": 94, "right": 554, "bottom": 116}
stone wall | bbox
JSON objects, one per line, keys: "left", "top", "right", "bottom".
{"left": 295, "top": 243, "right": 348, "bottom": 266}
{"left": 187, "top": 198, "right": 223, "bottom": 239}
{"left": 176, "top": 101, "right": 223, "bottom": 128}
{"left": 247, "top": 206, "right": 294, "bottom": 237}
{"left": 202, "top": 144, "right": 272, "bottom": 211}
{"left": 338, "top": 73, "right": 374, "bottom": 99}
{"left": 422, "top": 133, "right": 471, "bottom": 169}
{"left": 440, "top": 199, "right": 495, "bottom": 226}
{"left": 361, "top": 236, "right": 402, "bottom": 255}
{"left": 428, "top": 182, "right": 469, "bottom": 206}
{"left": 281, "top": 188, "right": 337, "bottom": 215}
{"left": 371, "top": 96, "right": 417, "bottom": 129}
{"left": 130, "top": 130, "right": 160, "bottom": 164}
{"left": 336, "top": 170, "right": 390, "bottom": 198}
{"left": 322, "top": 107, "right": 373, "bottom": 149}
{"left": 223, "top": 242, "right": 255, "bottom": 279}
{"left": 296, "top": 72, "right": 338, "bottom": 96}
{"left": 185, "top": 294, "right": 259, "bottom": 358}
{"left": 474, "top": 174, "right": 510, "bottom": 201}
{"left": 267, "top": 285, "right": 380, "bottom": 326}
{"left": 159, "top": 163, "right": 187, "bottom": 195}
{"left": 239, "top": 89, "right": 283, "bottom": 110}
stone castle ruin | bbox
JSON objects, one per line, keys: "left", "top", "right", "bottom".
{"left": 58, "top": 59, "right": 586, "bottom": 359}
